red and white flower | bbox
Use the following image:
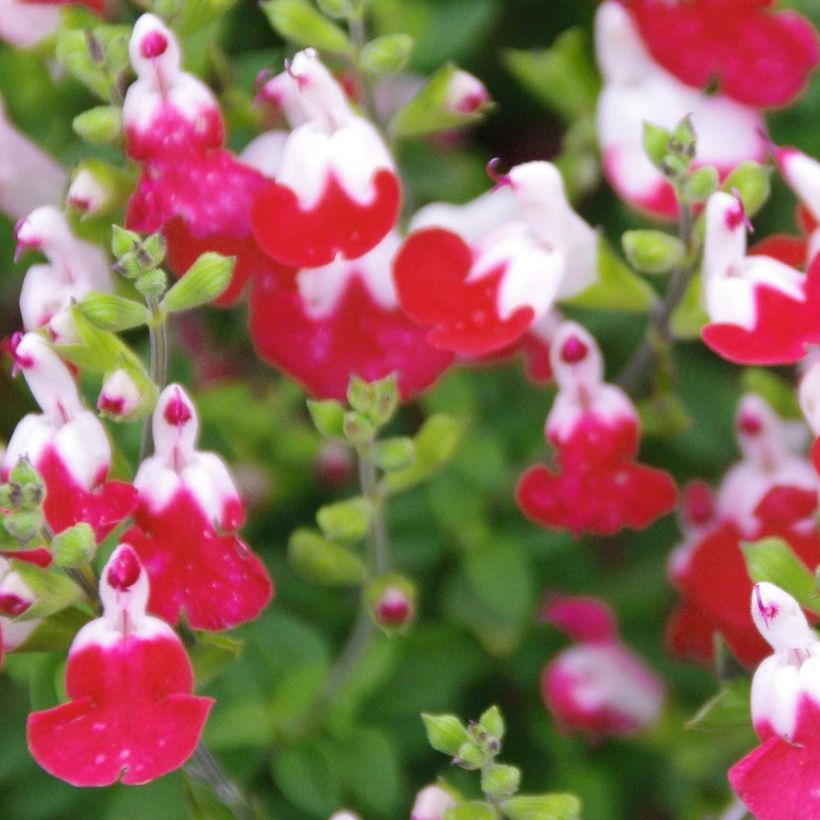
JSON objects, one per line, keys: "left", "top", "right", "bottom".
{"left": 123, "top": 14, "right": 270, "bottom": 305}
{"left": 3, "top": 333, "right": 137, "bottom": 541}
{"left": 27, "top": 544, "right": 213, "bottom": 786}
{"left": 0, "top": 0, "right": 103, "bottom": 49}
{"left": 251, "top": 48, "right": 401, "bottom": 269}
{"left": 411, "top": 783, "right": 458, "bottom": 820}
{"left": 701, "top": 190, "right": 820, "bottom": 365}
{"left": 595, "top": 1, "right": 767, "bottom": 219}
{"left": 0, "top": 558, "right": 38, "bottom": 669}
{"left": 517, "top": 321, "right": 677, "bottom": 535}
{"left": 729, "top": 583, "right": 820, "bottom": 819}
{"left": 626, "top": 0, "right": 819, "bottom": 108}
{"left": 123, "top": 384, "right": 273, "bottom": 631}
{"left": 393, "top": 163, "right": 598, "bottom": 356}
{"left": 17, "top": 206, "right": 111, "bottom": 342}
{"left": 541, "top": 595, "right": 665, "bottom": 738}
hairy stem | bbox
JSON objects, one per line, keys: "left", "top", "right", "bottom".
{"left": 348, "top": 7, "right": 380, "bottom": 127}
{"left": 139, "top": 296, "right": 168, "bottom": 462}
{"left": 186, "top": 742, "right": 254, "bottom": 820}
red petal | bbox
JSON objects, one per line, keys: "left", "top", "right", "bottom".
{"left": 0, "top": 547, "right": 53, "bottom": 568}
{"left": 542, "top": 595, "right": 618, "bottom": 643}
{"left": 27, "top": 635, "right": 212, "bottom": 786}
{"left": 124, "top": 489, "right": 273, "bottom": 631}
{"left": 37, "top": 448, "right": 137, "bottom": 543}
{"left": 665, "top": 601, "right": 716, "bottom": 663}
{"left": 630, "top": 0, "right": 819, "bottom": 107}
{"left": 393, "top": 228, "right": 535, "bottom": 354}
{"left": 702, "top": 256, "right": 820, "bottom": 364}
{"left": 754, "top": 485, "right": 818, "bottom": 526}
{"left": 251, "top": 169, "right": 401, "bottom": 268}
{"left": 249, "top": 264, "right": 452, "bottom": 401}
{"left": 749, "top": 234, "right": 808, "bottom": 268}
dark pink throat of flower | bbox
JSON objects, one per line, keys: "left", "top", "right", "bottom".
{"left": 560, "top": 335, "right": 589, "bottom": 364}
{"left": 164, "top": 393, "right": 192, "bottom": 427}
{"left": 684, "top": 483, "right": 714, "bottom": 527}
{"left": 140, "top": 31, "right": 169, "bottom": 59}
{"left": 98, "top": 394, "right": 125, "bottom": 414}
{"left": 283, "top": 58, "right": 309, "bottom": 90}
{"left": 107, "top": 548, "right": 141, "bottom": 592}
{"left": 754, "top": 585, "right": 778, "bottom": 629}
{"left": 5, "top": 332, "right": 34, "bottom": 375}
{"left": 0, "top": 592, "right": 30, "bottom": 618}
{"left": 726, "top": 191, "right": 754, "bottom": 233}
{"left": 738, "top": 411, "right": 763, "bottom": 436}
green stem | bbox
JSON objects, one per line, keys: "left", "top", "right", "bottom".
{"left": 186, "top": 742, "right": 254, "bottom": 820}
{"left": 348, "top": 7, "right": 380, "bottom": 128}
{"left": 616, "top": 198, "right": 696, "bottom": 396}
{"left": 139, "top": 296, "right": 168, "bottom": 462}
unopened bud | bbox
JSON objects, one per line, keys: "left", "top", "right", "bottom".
{"left": 72, "top": 105, "right": 124, "bottom": 145}
{"left": 52, "top": 522, "right": 97, "bottom": 568}
{"left": 481, "top": 764, "right": 521, "bottom": 800}
{"left": 622, "top": 230, "right": 685, "bottom": 274}
{"left": 368, "top": 575, "right": 416, "bottom": 629}
{"left": 421, "top": 713, "right": 470, "bottom": 757}
{"left": 642, "top": 121, "right": 671, "bottom": 169}
{"left": 446, "top": 69, "right": 490, "bottom": 114}
{"left": 3, "top": 509, "right": 42, "bottom": 542}
{"left": 160, "top": 252, "right": 234, "bottom": 312}
{"left": 411, "top": 784, "right": 458, "bottom": 820}
{"left": 314, "top": 442, "right": 354, "bottom": 488}
{"left": 111, "top": 225, "right": 140, "bottom": 259}
{"left": 454, "top": 739, "right": 487, "bottom": 770}
{"left": 67, "top": 168, "right": 109, "bottom": 215}
{"left": 97, "top": 369, "right": 144, "bottom": 419}
{"left": 135, "top": 267, "right": 167, "bottom": 298}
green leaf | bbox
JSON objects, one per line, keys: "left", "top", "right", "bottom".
{"left": 686, "top": 677, "right": 753, "bottom": 733}
{"left": 51, "top": 523, "right": 96, "bottom": 568}
{"left": 479, "top": 704, "right": 505, "bottom": 741}
{"left": 622, "top": 230, "right": 685, "bottom": 275}
{"left": 684, "top": 166, "right": 719, "bottom": 203}
{"left": 669, "top": 273, "right": 708, "bottom": 339}
{"left": 389, "top": 62, "right": 490, "bottom": 138}
{"left": 261, "top": 0, "right": 353, "bottom": 54}
{"left": 316, "top": 496, "right": 371, "bottom": 544}
{"left": 642, "top": 122, "right": 672, "bottom": 169}
{"left": 372, "top": 437, "right": 415, "bottom": 471}
{"left": 637, "top": 391, "right": 692, "bottom": 438}
{"left": 741, "top": 369, "right": 803, "bottom": 420}
{"left": 502, "top": 29, "right": 599, "bottom": 121}
{"left": 361, "top": 33, "right": 414, "bottom": 75}
{"left": 18, "top": 607, "right": 91, "bottom": 653}
{"left": 188, "top": 632, "right": 244, "bottom": 686}
{"left": 271, "top": 738, "right": 343, "bottom": 817}
{"left": 317, "top": 0, "right": 356, "bottom": 18}
{"left": 742, "top": 538, "right": 817, "bottom": 610}
{"left": 307, "top": 399, "right": 347, "bottom": 438}
{"left": 288, "top": 528, "right": 367, "bottom": 586}
{"left": 501, "top": 793, "right": 583, "bottom": 820}
{"left": 11, "top": 563, "right": 83, "bottom": 622}
{"left": 56, "top": 25, "right": 131, "bottom": 102}
{"left": 566, "top": 233, "right": 656, "bottom": 312}
{"left": 444, "top": 803, "right": 495, "bottom": 820}
{"left": 161, "top": 253, "right": 235, "bottom": 312}
{"left": 72, "top": 105, "right": 123, "bottom": 144}
{"left": 174, "top": 0, "right": 239, "bottom": 35}
{"left": 77, "top": 291, "right": 151, "bottom": 332}
{"left": 421, "top": 712, "right": 470, "bottom": 756}
{"left": 384, "top": 414, "right": 466, "bottom": 493}
{"left": 721, "top": 161, "right": 772, "bottom": 218}
{"left": 336, "top": 728, "right": 403, "bottom": 815}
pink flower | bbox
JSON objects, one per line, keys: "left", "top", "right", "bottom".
{"left": 728, "top": 583, "right": 820, "bottom": 819}
{"left": 27, "top": 544, "right": 213, "bottom": 786}
{"left": 97, "top": 369, "right": 143, "bottom": 419}
{"left": 627, "top": 0, "right": 819, "bottom": 108}
{"left": 702, "top": 191, "right": 820, "bottom": 365}
{"left": 0, "top": 0, "right": 103, "bottom": 49}
{"left": 394, "top": 163, "right": 597, "bottom": 355}
{"left": 0, "top": 558, "right": 38, "bottom": 669}
{"left": 124, "top": 385, "right": 273, "bottom": 630}
{"left": 16, "top": 206, "right": 111, "bottom": 341}
{"left": 411, "top": 783, "right": 458, "bottom": 820}
{"left": 3, "top": 333, "right": 137, "bottom": 541}
{"left": 251, "top": 49, "right": 401, "bottom": 269}
{"left": 541, "top": 595, "right": 665, "bottom": 739}
{"left": 516, "top": 321, "right": 677, "bottom": 535}
{"left": 595, "top": 2, "right": 767, "bottom": 219}
{"left": 123, "top": 14, "right": 270, "bottom": 305}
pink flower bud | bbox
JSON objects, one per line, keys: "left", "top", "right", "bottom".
{"left": 67, "top": 169, "right": 108, "bottom": 215}
{"left": 374, "top": 585, "right": 414, "bottom": 628}
{"left": 411, "top": 784, "right": 457, "bottom": 820}
{"left": 445, "top": 70, "right": 489, "bottom": 113}
{"left": 98, "top": 369, "right": 142, "bottom": 418}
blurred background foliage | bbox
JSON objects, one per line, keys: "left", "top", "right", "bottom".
{"left": 0, "top": 0, "right": 818, "bottom": 818}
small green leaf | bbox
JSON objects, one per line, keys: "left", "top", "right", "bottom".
{"left": 343, "top": 410, "right": 376, "bottom": 444}
{"left": 17, "top": 607, "right": 91, "bottom": 653}
{"left": 111, "top": 225, "right": 140, "bottom": 258}
{"left": 479, "top": 705, "right": 505, "bottom": 741}
{"left": 361, "top": 34, "right": 414, "bottom": 75}
{"left": 161, "top": 253, "right": 235, "bottom": 312}
{"left": 501, "top": 793, "right": 582, "bottom": 820}
{"left": 288, "top": 528, "right": 367, "bottom": 586}
{"left": 261, "top": 0, "right": 353, "bottom": 54}
{"left": 669, "top": 274, "right": 708, "bottom": 339}
{"left": 316, "top": 497, "right": 371, "bottom": 544}
{"left": 77, "top": 291, "right": 151, "bottom": 332}
{"left": 444, "top": 802, "right": 495, "bottom": 820}
{"left": 11, "top": 563, "right": 83, "bottom": 622}
{"left": 72, "top": 105, "right": 123, "bottom": 144}
{"left": 188, "top": 632, "right": 244, "bottom": 685}
{"left": 685, "top": 166, "right": 719, "bottom": 203}
{"left": 642, "top": 121, "right": 672, "bottom": 169}
{"left": 174, "top": 0, "right": 238, "bottom": 35}
{"left": 421, "top": 713, "right": 470, "bottom": 756}
{"left": 622, "top": 230, "right": 685, "bottom": 275}
{"left": 317, "top": 0, "right": 356, "bottom": 18}
{"left": 721, "top": 161, "right": 772, "bottom": 219}
{"left": 372, "top": 437, "right": 415, "bottom": 472}
{"left": 307, "top": 399, "right": 346, "bottom": 438}
{"left": 567, "top": 233, "right": 656, "bottom": 312}
{"left": 742, "top": 538, "right": 817, "bottom": 610}
{"left": 56, "top": 25, "right": 131, "bottom": 102}
{"left": 271, "top": 738, "right": 343, "bottom": 817}
{"left": 686, "top": 677, "right": 753, "bottom": 733}
{"left": 347, "top": 375, "right": 376, "bottom": 415}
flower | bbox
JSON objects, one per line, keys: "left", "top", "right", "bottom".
{"left": 517, "top": 321, "right": 677, "bottom": 535}
{"left": 595, "top": 1, "right": 767, "bottom": 219}
{"left": 123, "top": 385, "right": 273, "bottom": 630}
{"left": 541, "top": 595, "right": 665, "bottom": 738}
{"left": 251, "top": 49, "right": 401, "bottom": 268}
{"left": 411, "top": 783, "right": 458, "bottom": 820}
{"left": 701, "top": 191, "right": 820, "bottom": 365}
{"left": 3, "top": 333, "right": 137, "bottom": 541}
{"left": 27, "top": 544, "right": 213, "bottom": 786}
{"left": 728, "top": 583, "right": 820, "bottom": 819}
{"left": 17, "top": 206, "right": 111, "bottom": 342}
{"left": 0, "top": 558, "right": 38, "bottom": 670}
{"left": 627, "top": 0, "right": 819, "bottom": 108}
{"left": 0, "top": 0, "right": 103, "bottom": 49}
{"left": 97, "top": 369, "right": 144, "bottom": 419}
{"left": 393, "top": 162, "right": 598, "bottom": 355}
{"left": 123, "top": 14, "right": 271, "bottom": 305}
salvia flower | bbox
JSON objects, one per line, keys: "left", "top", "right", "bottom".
{"left": 17, "top": 206, "right": 111, "bottom": 342}
{"left": 394, "top": 162, "right": 598, "bottom": 355}
{"left": 97, "top": 369, "right": 144, "bottom": 420}
{"left": 251, "top": 48, "right": 402, "bottom": 269}
{"left": 728, "top": 583, "right": 820, "bottom": 819}
{"left": 411, "top": 783, "right": 458, "bottom": 820}
{"left": 3, "top": 333, "right": 137, "bottom": 541}
{"left": 701, "top": 190, "right": 820, "bottom": 365}
{"left": 627, "top": 0, "right": 819, "bottom": 108}
{"left": 541, "top": 595, "right": 665, "bottom": 739}
{"left": 769, "top": 146, "right": 820, "bottom": 267}
{"left": 0, "top": 0, "right": 102, "bottom": 48}
{"left": 0, "top": 557, "right": 38, "bottom": 670}
{"left": 123, "top": 13, "right": 270, "bottom": 304}
{"left": 595, "top": 1, "right": 767, "bottom": 218}
{"left": 123, "top": 384, "right": 273, "bottom": 630}
{"left": 517, "top": 321, "right": 677, "bottom": 535}
{"left": 27, "top": 544, "right": 213, "bottom": 786}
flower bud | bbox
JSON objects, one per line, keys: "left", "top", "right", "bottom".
{"left": 288, "top": 529, "right": 366, "bottom": 586}
{"left": 411, "top": 784, "right": 458, "bottom": 820}
{"left": 67, "top": 168, "right": 108, "bottom": 215}
{"left": 72, "top": 106, "right": 124, "bottom": 145}
{"left": 622, "top": 229, "right": 685, "bottom": 274}
{"left": 161, "top": 252, "right": 234, "bottom": 313}
{"left": 3, "top": 509, "right": 42, "bottom": 542}
{"left": 368, "top": 575, "right": 416, "bottom": 629}
{"left": 421, "top": 713, "right": 470, "bottom": 757}
{"left": 314, "top": 442, "right": 354, "bottom": 488}
{"left": 97, "top": 369, "right": 144, "bottom": 420}
{"left": 446, "top": 69, "right": 490, "bottom": 114}
{"left": 52, "top": 523, "right": 97, "bottom": 568}
{"left": 481, "top": 764, "right": 521, "bottom": 800}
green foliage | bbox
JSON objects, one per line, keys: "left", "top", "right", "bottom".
{"left": 161, "top": 253, "right": 236, "bottom": 312}
{"left": 261, "top": 0, "right": 353, "bottom": 54}
{"left": 77, "top": 291, "right": 151, "bottom": 332}
{"left": 501, "top": 794, "right": 583, "bottom": 820}
{"left": 10, "top": 564, "right": 83, "bottom": 623}
{"left": 742, "top": 538, "right": 818, "bottom": 611}
{"left": 288, "top": 528, "right": 368, "bottom": 585}
{"left": 361, "top": 34, "right": 415, "bottom": 75}
{"left": 51, "top": 523, "right": 96, "bottom": 568}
